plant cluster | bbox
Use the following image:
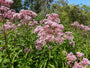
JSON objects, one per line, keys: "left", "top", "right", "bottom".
{"left": 66, "top": 52, "right": 90, "bottom": 68}
{"left": 0, "top": 0, "right": 90, "bottom": 68}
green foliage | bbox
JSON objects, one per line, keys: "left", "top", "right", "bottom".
{"left": 0, "top": 19, "right": 90, "bottom": 68}
{"left": 68, "top": 5, "right": 88, "bottom": 24}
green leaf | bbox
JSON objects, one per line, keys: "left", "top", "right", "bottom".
{"left": 43, "top": 59, "right": 48, "bottom": 68}
{"left": 48, "top": 64, "right": 55, "bottom": 68}
{"left": 0, "top": 45, "right": 5, "bottom": 47}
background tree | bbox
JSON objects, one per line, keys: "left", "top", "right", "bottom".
{"left": 68, "top": 5, "right": 88, "bottom": 24}
{"left": 10, "top": 0, "right": 22, "bottom": 12}
{"left": 55, "top": 0, "right": 68, "bottom": 6}
{"left": 23, "top": 0, "right": 53, "bottom": 13}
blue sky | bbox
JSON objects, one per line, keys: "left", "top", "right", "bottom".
{"left": 68, "top": 0, "right": 90, "bottom": 6}
{"left": 54, "top": 0, "right": 90, "bottom": 6}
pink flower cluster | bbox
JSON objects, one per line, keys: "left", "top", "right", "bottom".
{"left": 5, "top": 9, "right": 16, "bottom": 20}
{"left": 34, "top": 13, "right": 74, "bottom": 50}
{"left": 24, "top": 47, "right": 31, "bottom": 54}
{"left": 0, "top": 0, "right": 37, "bottom": 27}
{"left": 0, "top": 6, "right": 10, "bottom": 19}
{"left": 0, "top": 1, "right": 38, "bottom": 45}
{"left": 64, "top": 32, "right": 75, "bottom": 47}
{"left": 66, "top": 52, "right": 90, "bottom": 68}
{"left": 13, "top": 10, "right": 37, "bottom": 20}
{"left": 0, "top": 6, "right": 9, "bottom": 12}
{"left": 0, "top": 0, "right": 13, "bottom": 7}
{"left": 3, "top": 10, "right": 37, "bottom": 27}
{"left": 48, "top": 46, "right": 51, "bottom": 50}
{"left": 3, "top": 20, "right": 17, "bottom": 32}
{"left": 0, "top": 1, "right": 38, "bottom": 33}
{"left": 72, "top": 21, "right": 90, "bottom": 31}
{"left": 19, "top": 10, "right": 37, "bottom": 26}
{"left": 77, "top": 52, "right": 84, "bottom": 58}
{"left": 67, "top": 52, "right": 77, "bottom": 63}
{"left": 20, "top": 10, "right": 37, "bottom": 18}
{"left": 0, "top": 0, "right": 13, "bottom": 19}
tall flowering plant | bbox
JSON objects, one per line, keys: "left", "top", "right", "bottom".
{"left": 0, "top": 0, "right": 38, "bottom": 66}
{"left": 72, "top": 21, "right": 90, "bottom": 31}
{"left": 34, "top": 13, "right": 75, "bottom": 50}
{"left": 0, "top": 0, "right": 14, "bottom": 66}
{"left": 65, "top": 52, "right": 90, "bottom": 68}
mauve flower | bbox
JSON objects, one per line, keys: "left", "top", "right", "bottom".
{"left": 71, "top": 21, "right": 79, "bottom": 26}
{"left": 13, "top": 13, "right": 20, "bottom": 19}
{"left": 67, "top": 52, "right": 90, "bottom": 68}
{"left": 55, "top": 29, "right": 64, "bottom": 35}
{"left": 72, "top": 62, "right": 82, "bottom": 68}
{"left": 67, "top": 61, "right": 71, "bottom": 65}
{"left": 4, "top": 9, "right": 16, "bottom": 20}
{"left": 65, "top": 32, "right": 72, "bottom": 35}
{"left": 33, "top": 19, "right": 38, "bottom": 25}
{"left": 31, "top": 11, "right": 37, "bottom": 17}
{"left": 84, "top": 26, "right": 90, "bottom": 31}
{"left": 46, "top": 34, "right": 54, "bottom": 42}
{"left": 45, "top": 20, "right": 53, "bottom": 26}
{"left": 76, "top": 52, "right": 84, "bottom": 58}
{"left": 0, "top": 0, "right": 5, "bottom": 6}
{"left": 52, "top": 13, "right": 59, "bottom": 17}
{"left": 80, "top": 58, "right": 90, "bottom": 67}
{"left": 5, "top": 0, "right": 13, "bottom": 4}
{"left": 67, "top": 52, "right": 77, "bottom": 62}
{"left": 48, "top": 46, "right": 51, "bottom": 50}
{"left": 36, "top": 39, "right": 46, "bottom": 45}
{"left": 55, "top": 37, "right": 64, "bottom": 44}
{"left": 38, "top": 31, "right": 45, "bottom": 37}
{"left": 51, "top": 22, "right": 58, "bottom": 28}
{"left": 29, "top": 20, "right": 38, "bottom": 27}
{"left": 17, "top": 24, "right": 21, "bottom": 27}
{"left": 46, "top": 13, "right": 60, "bottom": 23}
{"left": 3, "top": 20, "right": 17, "bottom": 32}
{"left": 35, "top": 45, "right": 42, "bottom": 50}
{"left": 0, "top": 6, "right": 9, "bottom": 12}
{"left": 62, "top": 51, "right": 67, "bottom": 55}
{"left": 69, "top": 40, "right": 75, "bottom": 47}
{"left": 66, "top": 52, "right": 90, "bottom": 68}
{"left": 64, "top": 32, "right": 74, "bottom": 40}
{"left": 58, "top": 24, "right": 64, "bottom": 30}
{"left": 40, "top": 19, "right": 48, "bottom": 24}
{"left": 20, "top": 10, "right": 37, "bottom": 17}
{"left": 34, "top": 13, "right": 74, "bottom": 50}
{"left": 71, "top": 21, "right": 90, "bottom": 32}
{"left": 24, "top": 47, "right": 31, "bottom": 53}
{"left": 24, "top": 15, "right": 32, "bottom": 20}
{"left": 82, "top": 33, "right": 87, "bottom": 37}
{"left": 17, "top": 33, "right": 20, "bottom": 35}
{"left": 34, "top": 26, "right": 43, "bottom": 33}
{"left": 0, "top": 0, "right": 12, "bottom": 7}
{"left": 45, "top": 28, "right": 53, "bottom": 34}
{"left": 79, "top": 24, "right": 85, "bottom": 30}
{"left": 64, "top": 35, "right": 74, "bottom": 40}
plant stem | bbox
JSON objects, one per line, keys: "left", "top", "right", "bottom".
{"left": 26, "top": 24, "right": 29, "bottom": 46}
{"left": 2, "top": 19, "right": 12, "bottom": 66}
